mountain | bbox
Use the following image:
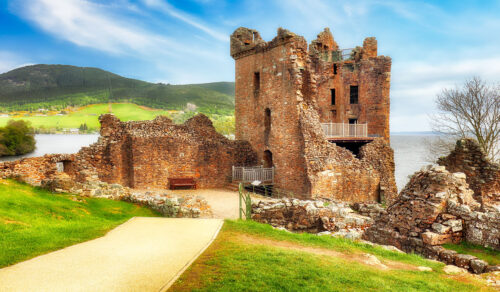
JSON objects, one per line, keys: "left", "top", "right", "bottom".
{"left": 0, "top": 64, "right": 235, "bottom": 112}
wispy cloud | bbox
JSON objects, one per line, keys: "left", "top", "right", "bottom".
{"left": 12, "top": 0, "right": 197, "bottom": 57}
{"left": 141, "top": 0, "right": 228, "bottom": 42}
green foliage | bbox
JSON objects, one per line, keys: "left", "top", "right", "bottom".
{"left": 0, "top": 103, "right": 236, "bottom": 136}
{"left": 0, "top": 65, "right": 235, "bottom": 112}
{"left": 0, "top": 179, "right": 159, "bottom": 267}
{"left": 443, "top": 242, "right": 500, "bottom": 265}
{"left": 0, "top": 120, "right": 35, "bottom": 156}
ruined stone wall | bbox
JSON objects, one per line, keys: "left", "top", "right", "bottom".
{"left": 88, "top": 114, "right": 257, "bottom": 189}
{"left": 231, "top": 27, "right": 396, "bottom": 201}
{"left": 364, "top": 165, "right": 500, "bottom": 255}
{"left": 0, "top": 114, "right": 258, "bottom": 190}
{"left": 438, "top": 139, "right": 500, "bottom": 206}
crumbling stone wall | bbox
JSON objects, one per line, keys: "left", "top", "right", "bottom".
{"left": 438, "top": 139, "right": 500, "bottom": 206}
{"left": 231, "top": 27, "right": 396, "bottom": 202}
{"left": 251, "top": 198, "right": 374, "bottom": 238}
{"left": 82, "top": 114, "right": 257, "bottom": 189}
{"left": 363, "top": 165, "right": 500, "bottom": 272}
{"left": 0, "top": 114, "right": 258, "bottom": 190}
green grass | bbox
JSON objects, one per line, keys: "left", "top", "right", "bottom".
{"left": 224, "top": 220, "right": 442, "bottom": 268}
{"left": 0, "top": 103, "right": 171, "bottom": 130}
{"left": 443, "top": 242, "right": 500, "bottom": 265}
{"left": 0, "top": 103, "right": 235, "bottom": 135}
{"left": 171, "top": 220, "right": 491, "bottom": 291}
{"left": 0, "top": 179, "right": 159, "bottom": 268}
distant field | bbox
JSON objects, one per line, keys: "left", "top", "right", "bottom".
{"left": 0, "top": 103, "right": 175, "bottom": 131}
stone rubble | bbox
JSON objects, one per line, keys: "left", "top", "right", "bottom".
{"left": 251, "top": 198, "right": 373, "bottom": 236}
{"left": 363, "top": 165, "right": 500, "bottom": 273}
{"left": 438, "top": 138, "right": 500, "bottom": 207}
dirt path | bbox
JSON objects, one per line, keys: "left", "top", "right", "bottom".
{"left": 236, "top": 233, "right": 420, "bottom": 271}
{"left": 0, "top": 217, "right": 223, "bottom": 292}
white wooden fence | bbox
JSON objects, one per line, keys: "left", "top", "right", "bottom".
{"left": 232, "top": 166, "right": 274, "bottom": 183}
{"left": 321, "top": 123, "right": 368, "bottom": 138}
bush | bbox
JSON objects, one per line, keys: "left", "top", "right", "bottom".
{"left": 0, "top": 120, "right": 36, "bottom": 156}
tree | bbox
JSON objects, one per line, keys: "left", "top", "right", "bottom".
{"left": 430, "top": 77, "right": 500, "bottom": 162}
{"left": 0, "top": 120, "right": 36, "bottom": 156}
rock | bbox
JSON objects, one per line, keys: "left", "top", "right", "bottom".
{"left": 443, "top": 265, "right": 468, "bottom": 274}
{"left": 422, "top": 232, "right": 452, "bottom": 245}
{"left": 432, "top": 223, "right": 451, "bottom": 234}
{"left": 362, "top": 254, "right": 388, "bottom": 270}
{"left": 470, "top": 259, "right": 488, "bottom": 274}
{"left": 486, "top": 265, "right": 500, "bottom": 273}
{"left": 417, "top": 266, "right": 433, "bottom": 272}
{"left": 454, "top": 254, "right": 477, "bottom": 270}
{"left": 380, "top": 245, "right": 404, "bottom": 253}
{"left": 443, "top": 219, "right": 463, "bottom": 232}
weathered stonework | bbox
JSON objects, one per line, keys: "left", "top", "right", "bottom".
{"left": 438, "top": 139, "right": 500, "bottom": 207}
{"left": 363, "top": 165, "right": 500, "bottom": 273}
{"left": 251, "top": 198, "right": 374, "bottom": 239}
{"left": 79, "top": 114, "right": 258, "bottom": 189}
{"left": 231, "top": 27, "right": 396, "bottom": 202}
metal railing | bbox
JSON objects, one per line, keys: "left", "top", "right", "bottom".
{"left": 232, "top": 166, "right": 274, "bottom": 183}
{"left": 321, "top": 123, "right": 368, "bottom": 138}
{"left": 340, "top": 48, "right": 354, "bottom": 60}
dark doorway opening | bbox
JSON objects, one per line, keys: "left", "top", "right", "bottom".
{"left": 263, "top": 150, "right": 273, "bottom": 168}
{"left": 332, "top": 141, "right": 370, "bottom": 157}
{"left": 349, "top": 118, "right": 358, "bottom": 124}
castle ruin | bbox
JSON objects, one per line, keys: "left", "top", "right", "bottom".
{"left": 230, "top": 27, "right": 396, "bottom": 202}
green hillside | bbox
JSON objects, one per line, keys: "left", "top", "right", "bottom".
{"left": 0, "top": 64, "right": 235, "bottom": 113}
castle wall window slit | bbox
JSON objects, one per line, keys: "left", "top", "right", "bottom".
{"left": 350, "top": 85, "right": 359, "bottom": 104}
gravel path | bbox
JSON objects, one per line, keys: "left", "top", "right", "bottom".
{"left": 0, "top": 217, "right": 223, "bottom": 292}
{"left": 168, "top": 188, "right": 271, "bottom": 219}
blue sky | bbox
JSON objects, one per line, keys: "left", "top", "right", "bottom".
{"left": 1, "top": 0, "right": 500, "bottom": 131}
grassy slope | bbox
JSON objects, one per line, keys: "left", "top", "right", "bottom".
{"left": 0, "top": 103, "right": 172, "bottom": 130}
{"left": 0, "top": 179, "right": 159, "bottom": 268}
{"left": 0, "top": 64, "right": 235, "bottom": 111}
{"left": 443, "top": 242, "right": 500, "bottom": 266}
{"left": 171, "top": 220, "right": 491, "bottom": 291}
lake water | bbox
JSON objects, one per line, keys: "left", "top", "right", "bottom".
{"left": 0, "top": 134, "right": 438, "bottom": 191}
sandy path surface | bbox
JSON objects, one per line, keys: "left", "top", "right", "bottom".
{"left": 0, "top": 217, "right": 223, "bottom": 292}
{"left": 168, "top": 189, "right": 271, "bottom": 219}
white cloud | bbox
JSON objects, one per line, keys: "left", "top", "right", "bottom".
{"left": 140, "top": 0, "right": 228, "bottom": 42}
{"left": 14, "top": 0, "right": 203, "bottom": 57}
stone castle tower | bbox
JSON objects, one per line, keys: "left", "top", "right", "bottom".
{"left": 230, "top": 27, "right": 396, "bottom": 202}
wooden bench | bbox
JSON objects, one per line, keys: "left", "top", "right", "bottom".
{"left": 168, "top": 177, "right": 196, "bottom": 190}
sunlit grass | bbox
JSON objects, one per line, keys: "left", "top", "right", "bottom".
{"left": 0, "top": 179, "right": 159, "bottom": 267}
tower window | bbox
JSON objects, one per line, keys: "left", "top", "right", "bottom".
{"left": 253, "top": 72, "right": 260, "bottom": 97}
{"left": 350, "top": 85, "right": 358, "bottom": 104}
{"left": 330, "top": 89, "right": 336, "bottom": 105}
{"left": 264, "top": 108, "right": 271, "bottom": 145}
{"left": 333, "top": 64, "right": 338, "bottom": 75}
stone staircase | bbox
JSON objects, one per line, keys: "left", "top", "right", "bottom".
{"left": 224, "top": 181, "right": 241, "bottom": 192}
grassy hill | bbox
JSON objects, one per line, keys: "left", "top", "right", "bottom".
{"left": 0, "top": 64, "right": 235, "bottom": 113}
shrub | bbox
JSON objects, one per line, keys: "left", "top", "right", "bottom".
{"left": 0, "top": 119, "right": 36, "bottom": 156}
